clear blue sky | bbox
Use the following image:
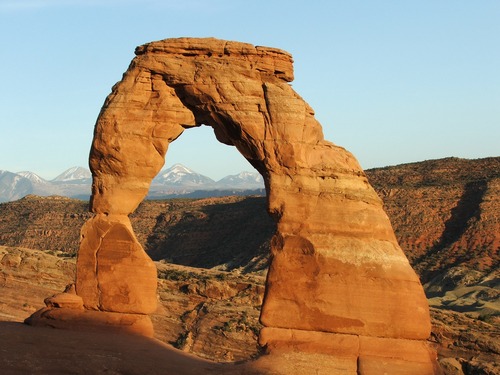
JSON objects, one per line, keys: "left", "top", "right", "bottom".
{"left": 1, "top": 0, "right": 498, "bottom": 180}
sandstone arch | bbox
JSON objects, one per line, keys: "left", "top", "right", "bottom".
{"left": 30, "top": 38, "right": 439, "bottom": 373}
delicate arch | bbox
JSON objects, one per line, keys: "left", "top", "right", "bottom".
{"left": 70, "top": 38, "right": 437, "bottom": 372}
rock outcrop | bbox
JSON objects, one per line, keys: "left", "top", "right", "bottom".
{"left": 26, "top": 38, "right": 438, "bottom": 373}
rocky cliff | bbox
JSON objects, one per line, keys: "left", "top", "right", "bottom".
{"left": 1, "top": 157, "right": 497, "bottom": 320}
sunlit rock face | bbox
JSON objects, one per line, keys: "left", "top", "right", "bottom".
{"left": 78, "top": 38, "right": 438, "bottom": 372}
{"left": 76, "top": 214, "right": 157, "bottom": 315}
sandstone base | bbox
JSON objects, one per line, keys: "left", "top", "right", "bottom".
{"left": 25, "top": 288, "right": 155, "bottom": 337}
{"left": 25, "top": 307, "right": 154, "bottom": 337}
{"left": 258, "top": 327, "right": 442, "bottom": 375}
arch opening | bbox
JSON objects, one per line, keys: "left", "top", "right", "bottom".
{"left": 163, "top": 123, "right": 263, "bottom": 183}
{"left": 134, "top": 123, "right": 275, "bottom": 361}
{"left": 144, "top": 123, "right": 274, "bottom": 273}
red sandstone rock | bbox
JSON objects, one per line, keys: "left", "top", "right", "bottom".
{"left": 259, "top": 327, "right": 441, "bottom": 375}
{"left": 76, "top": 214, "right": 157, "bottom": 314}
{"left": 29, "top": 37, "right": 437, "bottom": 373}
{"left": 89, "top": 36, "right": 430, "bottom": 334}
{"left": 44, "top": 292, "right": 83, "bottom": 310}
{"left": 25, "top": 307, "right": 154, "bottom": 337}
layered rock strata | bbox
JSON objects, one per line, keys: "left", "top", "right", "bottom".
{"left": 27, "top": 37, "right": 438, "bottom": 373}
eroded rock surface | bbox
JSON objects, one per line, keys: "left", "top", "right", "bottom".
{"left": 28, "top": 37, "right": 437, "bottom": 372}
{"left": 76, "top": 214, "right": 157, "bottom": 315}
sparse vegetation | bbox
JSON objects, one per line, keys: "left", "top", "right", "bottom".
{"left": 157, "top": 268, "right": 213, "bottom": 283}
{"left": 478, "top": 312, "right": 500, "bottom": 325}
{"left": 172, "top": 331, "right": 190, "bottom": 350}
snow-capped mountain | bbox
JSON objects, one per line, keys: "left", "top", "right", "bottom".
{"left": 216, "top": 171, "right": 264, "bottom": 189}
{"left": 52, "top": 166, "right": 91, "bottom": 183}
{"left": 0, "top": 164, "right": 265, "bottom": 202}
{"left": 153, "top": 164, "right": 215, "bottom": 187}
{"left": 17, "top": 171, "right": 48, "bottom": 185}
{"left": 0, "top": 167, "right": 92, "bottom": 202}
{"left": 0, "top": 171, "right": 33, "bottom": 202}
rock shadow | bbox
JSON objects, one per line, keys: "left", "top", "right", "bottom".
{"left": 419, "top": 179, "right": 488, "bottom": 285}
{"left": 439, "top": 180, "right": 487, "bottom": 249}
{"left": 0, "top": 321, "right": 267, "bottom": 374}
{"left": 144, "top": 196, "right": 275, "bottom": 273}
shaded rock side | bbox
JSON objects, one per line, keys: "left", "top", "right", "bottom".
{"left": 81, "top": 35, "right": 435, "bottom": 370}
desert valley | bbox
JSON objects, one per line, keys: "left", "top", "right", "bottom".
{"left": 1, "top": 156, "right": 498, "bottom": 374}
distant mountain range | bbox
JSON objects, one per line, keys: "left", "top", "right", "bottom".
{"left": 0, "top": 164, "right": 264, "bottom": 202}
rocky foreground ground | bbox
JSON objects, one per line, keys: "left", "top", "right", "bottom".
{"left": 1, "top": 245, "right": 498, "bottom": 374}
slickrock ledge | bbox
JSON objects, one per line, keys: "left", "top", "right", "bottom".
{"left": 26, "top": 37, "right": 440, "bottom": 374}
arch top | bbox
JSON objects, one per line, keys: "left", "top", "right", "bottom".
{"left": 89, "top": 37, "right": 321, "bottom": 215}
{"left": 134, "top": 37, "right": 295, "bottom": 82}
